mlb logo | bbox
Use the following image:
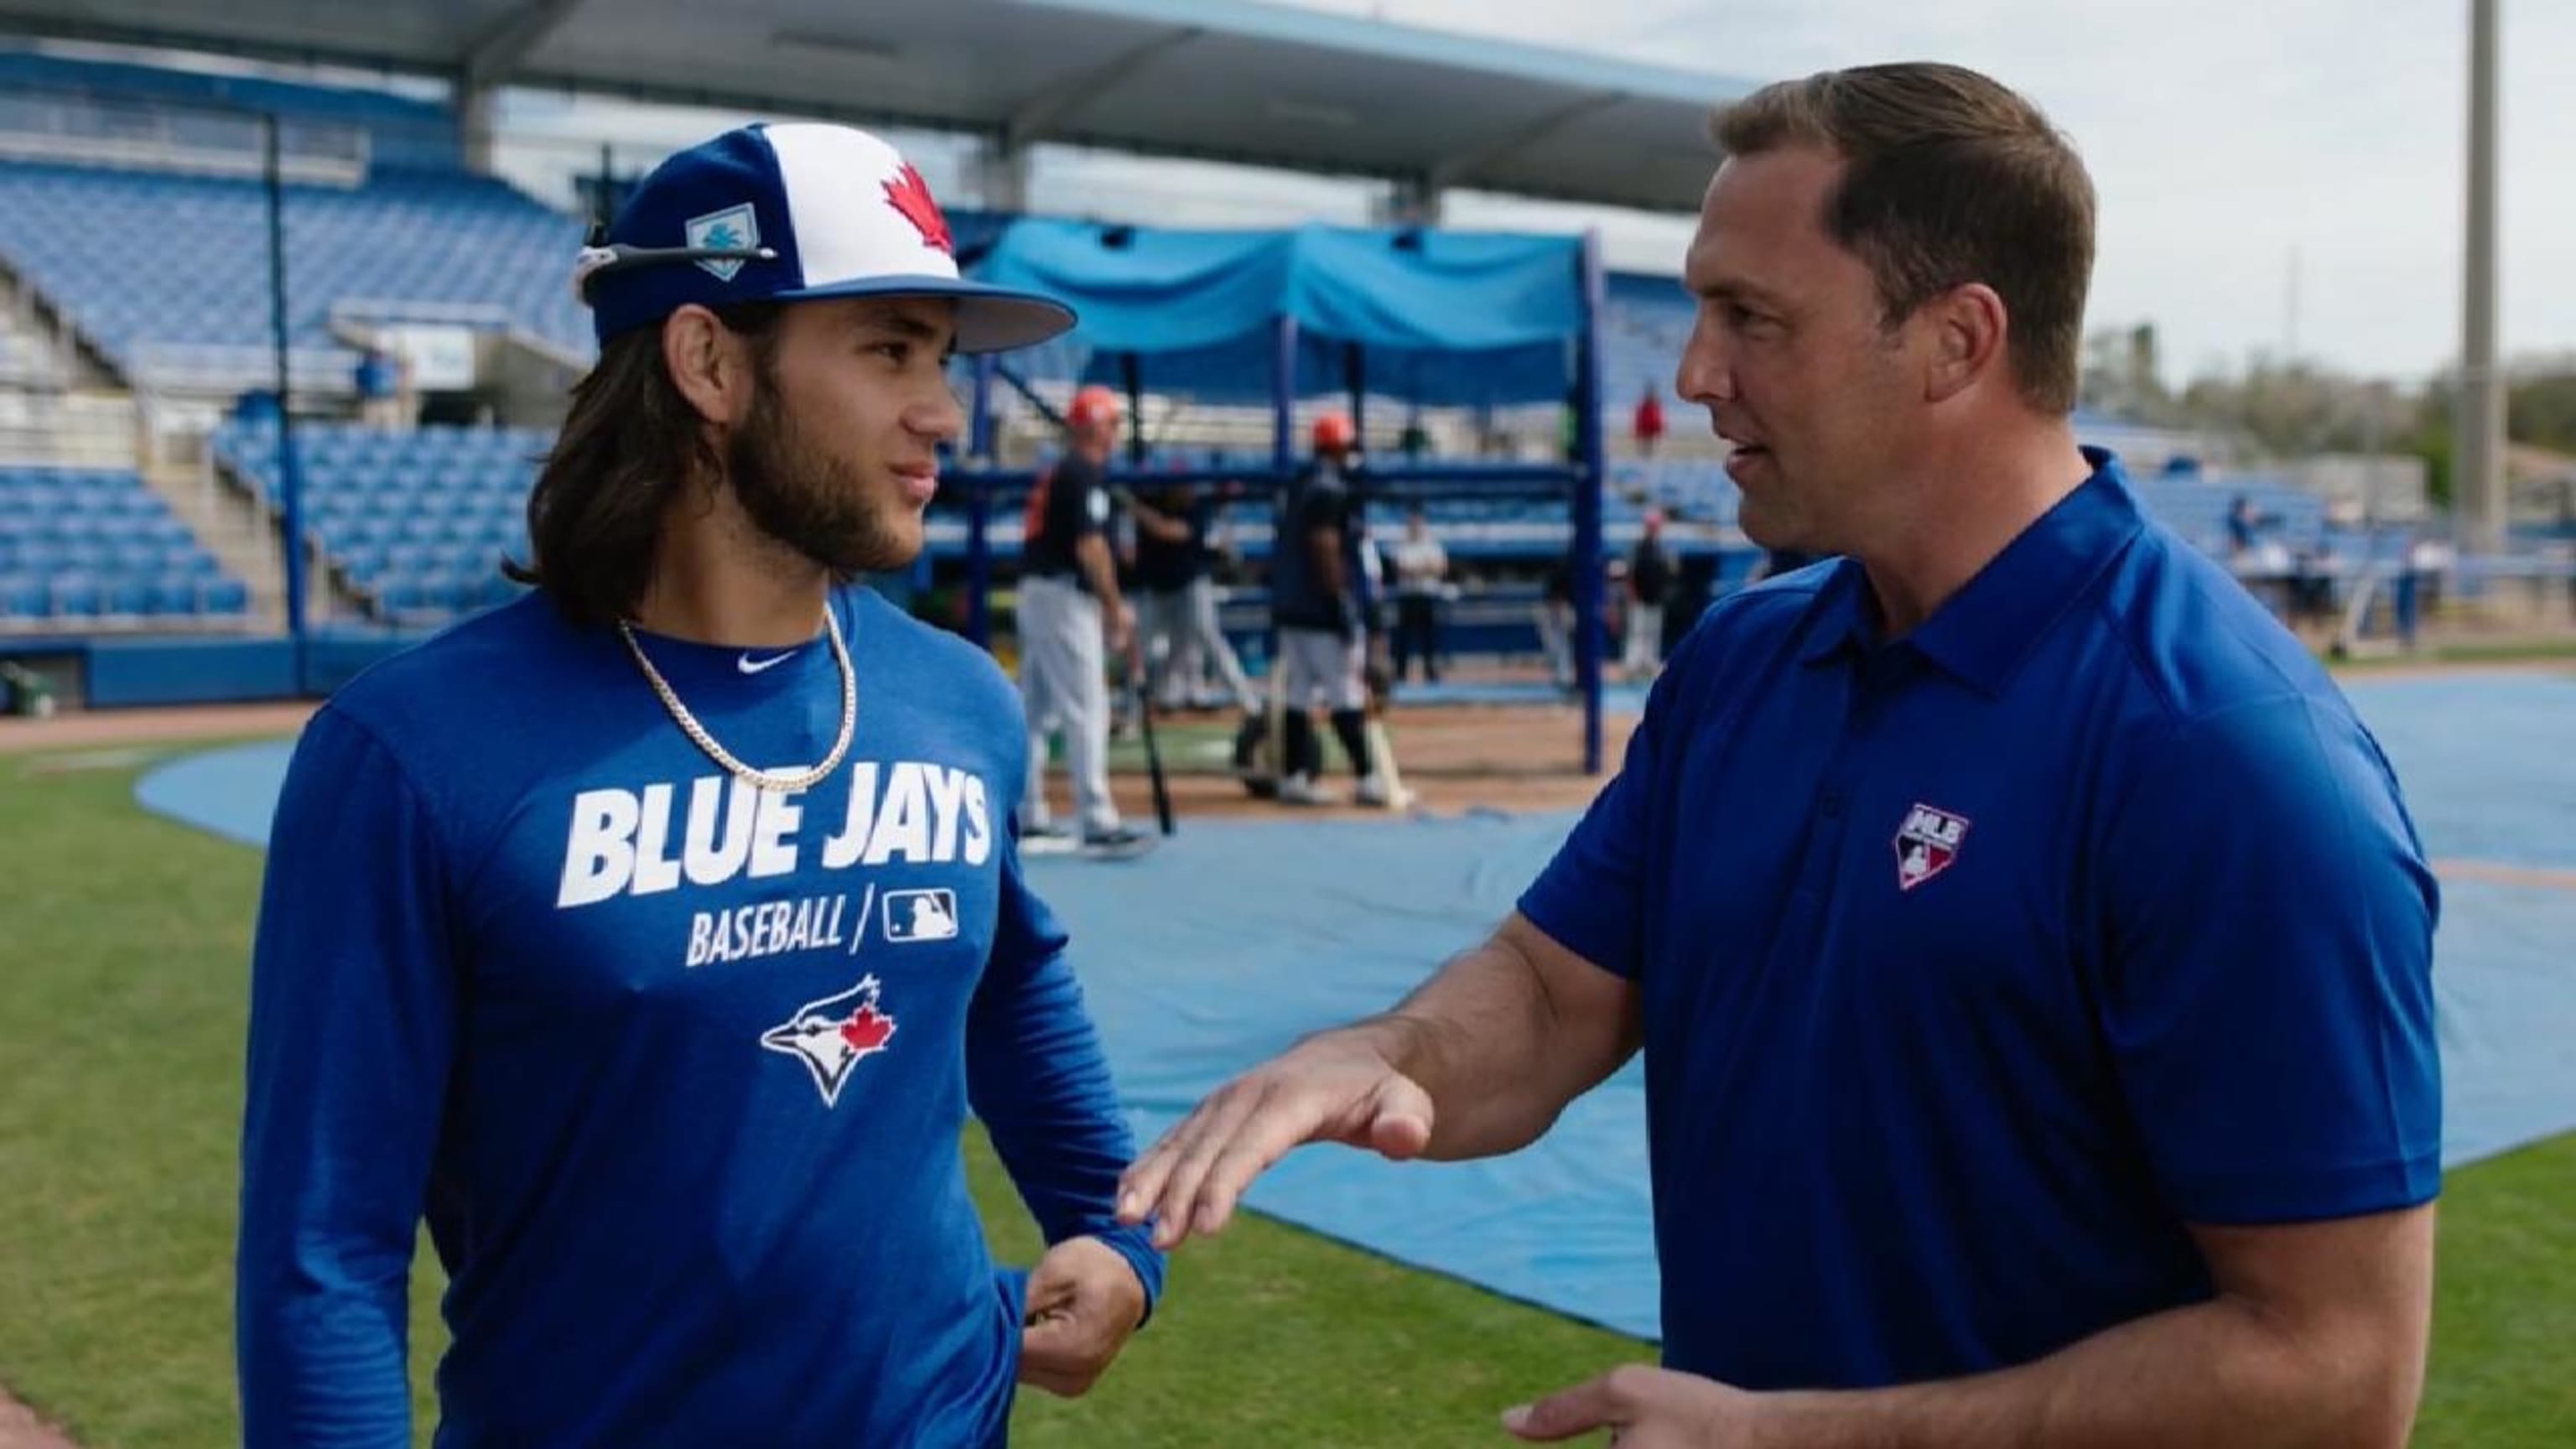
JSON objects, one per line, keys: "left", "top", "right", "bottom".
{"left": 883, "top": 888, "right": 959, "bottom": 943}
{"left": 683, "top": 203, "right": 760, "bottom": 281}
{"left": 1893, "top": 803, "right": 1971, "bottom": 891}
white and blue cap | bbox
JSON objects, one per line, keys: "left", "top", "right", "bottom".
{"left": 574, "top": 122, "right": 1074, "bottom": 352}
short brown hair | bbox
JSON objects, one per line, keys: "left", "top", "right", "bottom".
{"left": 1710, "top": 63, "right": 2095, "bottom": 414}
{"left": 505, "top": 304, "right": 782, "bottom": 627}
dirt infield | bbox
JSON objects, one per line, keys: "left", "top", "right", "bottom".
{"left": 0, "top": 702, "right": 315, "bottom": 756}
{"left": 0, "top": 696, "right": 1632, "bottom": 818}
{"left": 0, "top": 1394, "right": 73, "bottom": 1449}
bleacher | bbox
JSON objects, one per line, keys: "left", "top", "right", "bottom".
{"left": 0, "top": 465, "right": 248, "bottom": 625}
{"left": 0, "top": 162, "right": 587, "bottom": 388}
{"left": 0, "top": 55, "right": 2422, "bottom": 636}
{"left": 213, "top": 422, "right": 538, "bottom": 622}
{"left": 1602, "top": 271, "right": 1693, "bottom": 436}
{"left": 0, "top": 51, "right": 458, "bottom": 172}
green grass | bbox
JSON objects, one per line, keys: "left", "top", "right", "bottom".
{"left": 2, "top": 741, "right": 2571, "bottom": 1446}
{"left": 2325, "top": 636, "right": 2576, "bottom": 673}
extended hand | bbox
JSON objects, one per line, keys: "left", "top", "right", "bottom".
{"left": 1503, "top": 1365, "right": 1761, "bottom": 1447}
{"left": 1117, "top": 1025, "right": 1435, "bottom": 1249}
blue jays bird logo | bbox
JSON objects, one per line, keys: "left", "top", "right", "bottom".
{"left": 761, "top": 974, "right": 899, "bottom": 1107}
{"left": 683, "top": 203, "right": 760, "bottom": 282}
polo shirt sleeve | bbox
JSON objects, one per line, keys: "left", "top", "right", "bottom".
{"left": 1514, "top": 641, "right": 1687, "bottom": 979}
{"left": 2098, "top": 694, "right": 2442, "bottom": 1224}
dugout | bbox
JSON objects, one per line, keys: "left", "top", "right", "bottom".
{"left": 942, "top": 216, "right": 1618, "bottom": 773}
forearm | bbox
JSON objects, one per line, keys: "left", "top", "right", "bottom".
{"left": 1075, "top": 535, "right": 1123, "bottom": 610}
{"left": 969, "top": 953, "right": 1164, "bottom": 1306}
{"left": 1753, "top": 1294, "right": 2413, "bottom": 1449}
{"left": 236, "top": 1266, "right": 415, "bottom": 1449}
{"left": 1345, "top": 932, "right": 1614, "bottom": 1160}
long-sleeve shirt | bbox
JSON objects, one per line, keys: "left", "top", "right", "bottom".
{"left": 238, "top": 584, "right": 1161, "bottom": 1447}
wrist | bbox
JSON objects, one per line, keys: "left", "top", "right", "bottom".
{"left": 1346, "top": 1011, "right": 1442, "bottom": 1086}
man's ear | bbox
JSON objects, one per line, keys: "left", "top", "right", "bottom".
{"left": 1922, "top": 283, "right": 2007, "bottom": 405}
{"left": 662, "top": 304, "right": 751, "bottom": 427}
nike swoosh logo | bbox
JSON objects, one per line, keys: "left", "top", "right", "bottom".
{"left": 737, "top": 651, "right": 797, "bottom": 675}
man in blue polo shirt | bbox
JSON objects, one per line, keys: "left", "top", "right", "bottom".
{"left": 1119, "top": 62, "right": 2438, "bottom": 1446}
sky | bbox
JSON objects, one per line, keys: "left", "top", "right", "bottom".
{"left": 1265, "top": 0, "right": 2576, "bottom": 386}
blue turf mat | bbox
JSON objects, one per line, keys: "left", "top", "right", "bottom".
{"left": 133, "top": 672, "right": 2576, "bottom": 1343}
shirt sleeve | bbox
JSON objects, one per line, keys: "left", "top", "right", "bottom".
{"left": 236, "top": 707, "right": 460, "bottom": 1448}
{"left": 967, "top": 830, "right": 1165, "bottom": 1321}
{"left": 2098, "top": 694, "right": 2442, "bottom": 1224}
{"left": 1513, "top": 639, "right": 1686, "bottom": 979}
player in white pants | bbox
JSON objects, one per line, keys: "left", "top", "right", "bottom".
{"left": 1270, "top": 413, "right": 1398, "bottom": 807}
{"left": 1016, "top": 385, "right": 1148, "bottom": 854}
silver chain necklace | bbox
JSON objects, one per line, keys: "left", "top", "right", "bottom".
{"left": 616, "top": 605, "right": 856, "bottom": 793}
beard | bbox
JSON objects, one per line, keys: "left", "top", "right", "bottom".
{"left": 724, "top": 378, "right": 916, "bottom": 579}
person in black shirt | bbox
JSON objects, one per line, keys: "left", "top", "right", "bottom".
{"left": 1130, "top": 482, "right": 1254, "bottom": 711}
{"left": 1623, "top": 508, "right": 1673, "bottom": 680}
{"left": 1270, "top": 413, "right": 1396, "bottom": 807}
{"left": 1016, "top": 385, "right": 1147, "bottom": 854}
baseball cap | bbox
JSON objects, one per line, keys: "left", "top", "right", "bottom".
{"left": 574, "top": 122, "right": 1075, "bottom": 353}
{"left": 1311, "top": 413, "right": 1357, "bottom": 453}
{"left": 1066, "top": 385, "right": 1123, "bottom": 427}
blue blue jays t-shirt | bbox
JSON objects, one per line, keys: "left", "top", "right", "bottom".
{"left": 237, "top": 585, "right": 1161, "bottom": 1447}
{"left": 1519, "top": 451, "right": 2439, "bottom": 1389}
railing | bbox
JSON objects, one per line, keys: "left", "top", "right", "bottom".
{"left": 0, "top": 92, "right": 368, "bottom": 186}
{"left": 328, "top": 295, "right": 593, "bottom": 374}
{"left": 0, "top": 388, "right": 138, "bottom": 466}
{"left": 126, "top": 342, "right": 359, "bottom": 397}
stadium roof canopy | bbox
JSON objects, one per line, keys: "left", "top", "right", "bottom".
{"left": 0, "top": 0, "right": 1752, "bottom": 214}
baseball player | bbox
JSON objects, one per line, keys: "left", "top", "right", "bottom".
{"left": 236, "top": 124, "right": 1162, "bottom": 1447}
{"left": 1129, "top": 480, "right": 1255, "bottom": 711}
{"left": 1015, "top": 384, "right": 1150, "bottom": 856}
{"left": 1267, "top": 413, "right": 1396, "bottom": 807}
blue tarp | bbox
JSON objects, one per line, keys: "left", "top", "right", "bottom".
{"left": 973, "top": 219, "right": 1583, "bottom": 407}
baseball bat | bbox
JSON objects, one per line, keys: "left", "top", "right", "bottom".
{"left": 1138, "top": 692, "right": 1175, "bottom": 836}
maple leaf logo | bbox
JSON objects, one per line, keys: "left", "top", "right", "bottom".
{"left": 883, "top": 163, "right": 953, "bottom": 254}
{"left": 839, "top": 1002, "right": 896, "bottom": 1054}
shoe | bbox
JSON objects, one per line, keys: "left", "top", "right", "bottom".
{"left": 1353, "top": 774, "right": 1410, "bottom": 809}
{"left": 1080, "top": 826, "right": 1156, "bottom": 860}
{"left": 1020, "top": 823, "right": 1079, "bottom": 856}
{"left": 1276, "top": 774, "right": 1332, "bottom": 806}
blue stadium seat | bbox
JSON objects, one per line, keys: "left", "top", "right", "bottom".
{"left": 48, "top": 577, "right": 102, "bottom": 617}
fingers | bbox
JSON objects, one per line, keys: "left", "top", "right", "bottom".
{"left": 1119, "top": 1044, "right": 1440, "bottom": 1249}
{"left": 1504, "top": 1361, "right": 1659, "bottom": 1433}
{"left": 1116, "top": 1076, "right": 1266, "bottom": 1228}
{"left": 1015, "top": 1315, "right": 1098, "bottom": 1399}
{"left": 1021, "top": 1258, "right": 1078, "bottom": 1318}
{"left": 1135, "top": 1081, "right": 1300, "bottom": 1249}
{"left": 1504, "top": 1371, "right": 1618, "bottom": 1433}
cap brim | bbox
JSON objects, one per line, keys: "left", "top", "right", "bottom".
{"left": 770, "top": 273, "right": 1076, "bottom": 354}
